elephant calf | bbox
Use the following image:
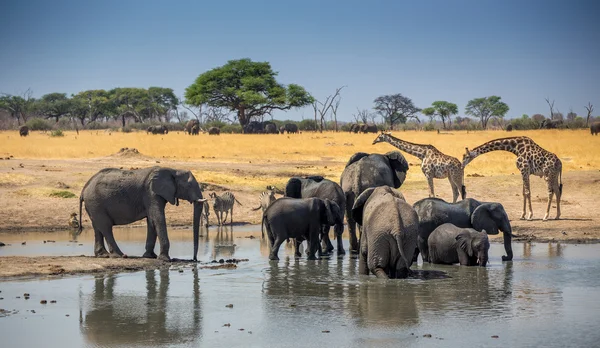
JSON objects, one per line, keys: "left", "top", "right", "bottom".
{"left": 264, "top": 197, "right": 342, "bottom": 260}
{"left": 351, "top": 186, "right": 418, "bottom": 279}
{"left": 428, "top": 223, "right": 489, "bottom": 266}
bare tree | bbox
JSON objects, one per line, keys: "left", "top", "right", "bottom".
{"left": 330, "top": 94, "right": 342, "bottom": 132}
{"left": 585, "top": 102, "right": 594, "bottom": 126}
{"left": 353, "top": 108, "right": 371, "bottom": 124}
{"left": 545, "top": 97, "right": 555, "bottom": 120}
{"left": 180, "top": 98, "right": 202, "bottom": 123}
{"left": 566, "top": 107, "right": 577, "bottom": 122}
{"left": 204, "top": 106, "right": 232, "bottom": 124}
{"left": 312, "top": 86, "right": 346, "bottom": 132}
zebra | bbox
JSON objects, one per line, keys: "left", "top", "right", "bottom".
{"left": 251, "top": 188, "right": 277, "bottom": 238}
{"left": 201, "top": 200, "right": 210, "bottom": 228}
{"left": 209, "top": 192, "right": 242, "bottom": 226}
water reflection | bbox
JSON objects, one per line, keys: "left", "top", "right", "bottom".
{"left": 79, "top": 268, "right": 202, "bottom": 346}
{"left": 210, "top": 225, "right": 236, "bottom": 260}
{"left": 548, "top": 243, "right": 564, "bottom": 258}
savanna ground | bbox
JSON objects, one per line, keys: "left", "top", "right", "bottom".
{"left": 0, "top": 128, "right": 599, "bottom": 277}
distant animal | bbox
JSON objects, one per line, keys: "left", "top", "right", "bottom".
{"left": 591, "top": 122, "right": 600, "bottom": 135}
{"left": 201, "top": 200, "right": 210, "bottom": 228}
{"left": 279, "top": 126, "right": 286, "bottom": 134}
{"left": 19, "top": 125, "right": 29, "bottom": 137}
{"left": 208, "top": 127, "right": 220, "bottom": 135}
{"left": 251, "top": 189, "right": 277, "bottom": 237}
{"left": 185, "top": 119, "right": 200, "bottom": 134}
{"left": 540, "top": 119, "right": 563, "bottom": 129}
{"left": 283, "top": 123, "right": 299, "bottom": 134}
{"left": 68, "top": 212, "right": 80, "bottom": 229}
{"left": 243, "top": 121, "right": 265, "bottom": 134}
{"left": 360, "top": 124, "right": 378, "bottom": 133}
{"left": 427, "top": 223, "right": 490, "bottom": 267}
{"left": 463, "top": 136, "right": 562, "bottom": 220}
{"left": 505, "top": 124, "right": 513, "bottom": 132}
{"left": 373, "top": 132, "right": 466, "bottom": 203}
{"left": 209, "top": 191, "right": 242, "bottom": 226}
{"left": 147, "top": 125, "right": 168, "bottom": 134}
{"left": 265, "top": 124, "right": 278, "bottom": 134}
{"left": 349, "top": 123, "right": 360, "bottom": 133}
{"left": 191, "top": 124, "right": 200, "bottom": 135}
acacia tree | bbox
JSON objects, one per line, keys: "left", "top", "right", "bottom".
{"left": 184, "top": 58, "right": 313, "bottom": 128}
{"left": 0, "top": 89, "right": 36, "bottom": 124}
{"left": 373, "top": 94, "right": 420, "bottom": 130}
{"left": 585, "top": 102, "right": 594, "bottom": 126}
{"left": 421, "top": 101, "right": 458, "bottom": 129}
{"left": 37, "top": 93, "right": 72, "bottom": 122}
{"left": 465, "top": 96, "right": 509, "bottom": 129}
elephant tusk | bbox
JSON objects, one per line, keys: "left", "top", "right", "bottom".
{"left": 197, "top": 198, "right": 208, "bottom": 203}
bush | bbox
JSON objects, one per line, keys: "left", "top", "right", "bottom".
{"left": 85, "top": 121, "right": 109, "bottom": 130}
{"left": 165, "top": 122, "right": 186, "bottom": 132}
{"left": 297, "top": 119, "right": 316, "bottom": 131}
{"left": 423, "top": 123, "right": 436, "bottom": 131}
{"left": 121, "top": 126, "right": 133, "bottom": 133}
{"left": 50, "top": 129, "right": 64, "bottom": 137}
{"left": 221, "top": 124, "right": 243, "bottom": 133}
{"left": 25, "top": 118, "right": 53, "bottom": 131}
{"left": 49, "top": 190, "right": 76, "bottom": 198}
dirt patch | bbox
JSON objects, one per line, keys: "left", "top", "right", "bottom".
{"left": 109, "top": 147, "right": 150, "bottom": 159}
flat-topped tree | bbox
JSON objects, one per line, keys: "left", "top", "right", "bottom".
{"left": 184, "top": 58, "right": 313, "bottom": 129}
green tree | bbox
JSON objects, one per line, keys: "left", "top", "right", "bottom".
{"left": 373, "top": 94, "right": 420, "bottom": 130}
{"left": 465, "top": 96, "right": 509, "bottom": 129}
{"left": 71, "top": 90, "right": 112, "bottom": 125}
{"left": 37, "top": 93, "right": 72, "bottom": 122}
{"left": 109, "top": 88, "right": 149, "bottom": 127}
{"left": 421, "top": 101, "right": 458, "bottom": 129}
{"left": 184, "top": 58, "right": 313, "bottom": 128}
{"left": 0, "top": 89, "right": 36, "bottom": 125}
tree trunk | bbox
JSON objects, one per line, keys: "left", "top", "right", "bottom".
{"left": 237, "top": 107, "right": 248, "bottom": 129}
{"left": 80, "top": 117, "right": 86, "bottom": 126}
{"left": 122, "top": 114, "right": 126, "bottom": 128}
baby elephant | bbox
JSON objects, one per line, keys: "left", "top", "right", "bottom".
{"left": 351, "top": 186, "right": 418, "bottom": 279}
{"left": 427, "top": 223, "right": 489, "bottom": 266}
{"left": 264, "top": 197, "right": 342, "bottom": 260}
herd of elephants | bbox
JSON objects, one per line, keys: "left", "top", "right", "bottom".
{"left": 76, "top": 129, "right": 568, "bottom": 279}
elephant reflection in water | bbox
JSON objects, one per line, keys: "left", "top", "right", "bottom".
{"left": 211, "top": 225, "right": 236, "bottom": 260}
{"left": 80, "top": 269, "right": 201, "bottom": 346}
{"left": 354, "top": 282, "right": 420, "bottom": 328}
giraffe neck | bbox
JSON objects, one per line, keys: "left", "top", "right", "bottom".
{"left": 470, "top": 138, "right": 522, "bottom": 159}
{"left": 380, "top": 134, "right": 428, "bottom": 159}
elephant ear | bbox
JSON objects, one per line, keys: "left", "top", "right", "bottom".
{"left": 351, "top": 187, "right": 376, "bottom": 226}
{"left": 285, "top": 178, "right": 303, "bottom": 198}
{"left": 345, "top": 152, "right": 370, "bottom": 168}
{"left": 471, "top": 204, "right": 499, "bottom": 235}
{"left": 150, "top": 169, "right": 177, "bottom": 205}
{"left": 456, "top": 232, "right": 473, "bottom": 257}
{"left": 323, "top": 199, "right": 336, "bottom": 226}
{"left": 305, "top": 175, "right": 324, "bottom": 183}
{"left": 385, "top": 151, "right": 409, "bottom": 188}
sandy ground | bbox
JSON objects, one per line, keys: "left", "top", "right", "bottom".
{"left": 1, "top": 150, "right": 599, "bottom": 278}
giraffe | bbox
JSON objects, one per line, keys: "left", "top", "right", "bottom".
{"left": 373, "top": 132, "right": 466, "bottom": 202}
{"left": 462, "top": 136, "right": 562, "bottom": 221}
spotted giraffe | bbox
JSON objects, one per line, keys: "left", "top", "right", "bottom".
{"left": 373, "top": 132, "right": 466, "bottom": 202}
{"left": 462, "top": 136, "right": 562, "bottom": 221}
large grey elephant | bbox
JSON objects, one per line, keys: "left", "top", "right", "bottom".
{"left": 185, "top": 119, "right": 199, "bottom": 134}
{"left": 427, "top": 223, "right": 490, "bottom": 266}
{"left": 340, "top": 151, "right": 409, "bottom": 252}
{"left": 78, "top": 166, "right": 207, "bottom": 261}
{"left": 359, "top": 124, "right": 378, "bottom": 133}
{"left": 285, "top": 176, "right": 346, "bottom": 254}
{"left": 283, "top": 123, "right": 299, "bottom": 134}
{"left": 591, "top": 121, "right": 600, "bottom": 135}
{"left": 351, "top": 186, "right": 418, "bottom": 279}
{"left": 412, "top": 197, "right": 513, "bottom": 263}
{"left": 263, "top": 197, "right": 342, "bottom": 260}
{"left": 265, "top": 123, "right": 278, "bottom": 134}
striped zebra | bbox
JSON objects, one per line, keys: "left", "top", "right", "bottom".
{"left": 209, "top": 192, "right": 242, "bottom": 226}
{"left": 251, "top": 188, "right": 277, "bottom": 238}
{"left": 201, "top": 200, "right": 210, "bottom": 228}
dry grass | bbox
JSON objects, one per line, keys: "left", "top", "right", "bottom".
{"left": 0, "top": 173, "right": 36, "bottom": 186}
{"left": 1, "top": 129, "right": 598, "bottom": 182}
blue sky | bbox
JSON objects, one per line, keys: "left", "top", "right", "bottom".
{"left": 1, "top": 0, "right": 598, "bottom": 122}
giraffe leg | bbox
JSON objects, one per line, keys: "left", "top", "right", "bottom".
{"left": 427, "top": 175, "right": 435, "bottom": 198}
{"left": 554, "top": 177, "right": 561, "bottom": 220}
{"left": 543, "top": 177, "right": 553, "bottom": 221}
{"left": 449, "top": 178, "right": 459, "bottom": 203}
{"left": 521, "top": 172, "right": 533, "bottom": 220}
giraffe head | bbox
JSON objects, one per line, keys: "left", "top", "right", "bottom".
{"left": 462, "top": 147, "right": 477, "bottom": 167}
{"left": 372, "top": 131, "right": 391, "bottom": 145}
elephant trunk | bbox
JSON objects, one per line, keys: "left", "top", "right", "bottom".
{"left": 193, "top": 201, "right": 202, "bottom": 261}
{"left": 502, "top": 227, "right": 513, "bottom": 262}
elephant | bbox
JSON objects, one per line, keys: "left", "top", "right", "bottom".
{"left": 412, "top": 197, "right": 513, "bottom": 263}
{"left": 506, "top": 124, "right": 513, "bottom": 132}
{"left": 19, "top": 125, "right": 29, "bottom": 137}
{"left": 279, "top": 126, "right": 286, "bottom": 134}
{"left": 263, "top": 197, "right": 343, "bottom": 260}
{"left": 284, "top": 123, "right": 299, "bottom": 134}
{"left": 265, "top": 123, "right": 278, "bottom": 134}
{"left": 208, "top": 127, "right": 220, "bottom": 135}
{"left": 427, "top": 223, "right": 490, "bottom": 266}
{"left": 191, "top": 124, "right": 200, "bottom": 135}
{"left": 284, "top": 176, "right": 346, "bottom": 254}
{"left": 540, "top": 119, "right": 563, "bottom": 129}
{"left": 78, "top": 166, "right": 207, "bottom": 261}
{"left": 185, "top": 119, "right": 200, "bottom": 134}
{"left": 340, "top": 151, "right": 409, "bottom": 252}
{"left": 147, "top": 125, "right": 168, "bottom": 134}
{"left": 349, "top": 123, "right": 360, "bottom": 133}
{"left": 243, "top": 121, "right": 264, "bottom": 134}
{"left": 360, "top": 124, "right": 378, "bottom": 133}
{"left": 591, "top": 122, "right": 600, "bottom": 135}
{"left": 351, "top": 186, "right": 418, "bottom": 279}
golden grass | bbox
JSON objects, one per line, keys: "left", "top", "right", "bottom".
{"left": 1, "top": 129, "right": 598, "bottom": 181}
{"left": 13, "top": 187, "right": 77, "bottom": 198}
{"left": 0, "top": 173, "right": 36, "bottom": 186}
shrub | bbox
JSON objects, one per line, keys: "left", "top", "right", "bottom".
{"left": 423, "top": 123, "right": 436, "bottom": 131}
{"left": 85, "top": 121, "right": 109, "bottom": 130}
{"left": 121, "top": 126, "right": 133, "bottom": 133}
{"left": 297, "top": 119, "right": 316, "bottom": 131}
{"left": 50, "top": 129, "right": 64, "bottom": 137}
{"left": 25, "top": 118, "right": 53, "bottom": 131}
{"left": 49, "top": 190, "right": 76, "bottom": 198}
{"left": 221, "top": 124, "right": 243, "bottom": 133}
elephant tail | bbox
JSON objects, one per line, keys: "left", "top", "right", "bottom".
{"left": 396, "top": 233, "right": 411, "bottom": 273}
{"left": 261, "top": 214, "right": 265, "bottom": 239}
{"left": 77, "top": 195, "right": 84, "bottom": 235}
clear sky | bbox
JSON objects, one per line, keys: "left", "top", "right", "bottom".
{"left": 1, "top": 0, "right": 598, "bottom": 122}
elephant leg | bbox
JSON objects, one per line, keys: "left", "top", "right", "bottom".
{"left": 143, "top": 217, "right": 158, "bottom": 259}
{"left": 334, "top": 223, "right": 345, "bottom": 255}
{"left": 345, "top": 194, "right": 358, "bottom": 253}
{"left": 307, "top": 227, "right": 319, "bottom": 260}
{"left": 269, "top": 236, "right": 285, "bottom": 260}
{"left": 359, "top": 230, "right": 369, "bottom": 275}
{"left": 417, "top": 235, "right": 429, "bottom": 263}
{"left": 100, "top": 224, "right": 125, "bottom": 258}
{"left": 395, "top": 258, "right": 409, "bottom": 279}
{"left": 149, "top": 206, "right": 170, "bottom": 261}
{"left": 457, "top": 248, "right": 470, "bottom": 266}
{"left": 321, "top": 225, "right": 334, "bottom": 254}
{"left": 294, "top": 239, "right": 302, "bottom": 258}
{"left": 373, "top": 268, "right": 389, "bottom": 279}
{"left": 412, "top": 246, "right": 420, "bottom": 263}
{"left": 93, "top": 226, "right": 109, "bottom": 258}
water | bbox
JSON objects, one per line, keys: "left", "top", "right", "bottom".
{"left": 1, "top": 227, "right": 600, "bottom": 347}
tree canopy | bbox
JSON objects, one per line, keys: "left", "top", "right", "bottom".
{"left": 465, "top": 96, "right": 509, "bottom": 129}
{"left": 422, "top": 101, "right": 458, "bottom": 129}
{"left": 184, "top": 58, "right": 313, "bottom": 127}
{"left": 373, "top": 93, "right": 421, "bottom": 129}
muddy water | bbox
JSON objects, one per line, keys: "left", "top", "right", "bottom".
{"left": 1, "top": 227, "right": 600, "bottom": 347}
